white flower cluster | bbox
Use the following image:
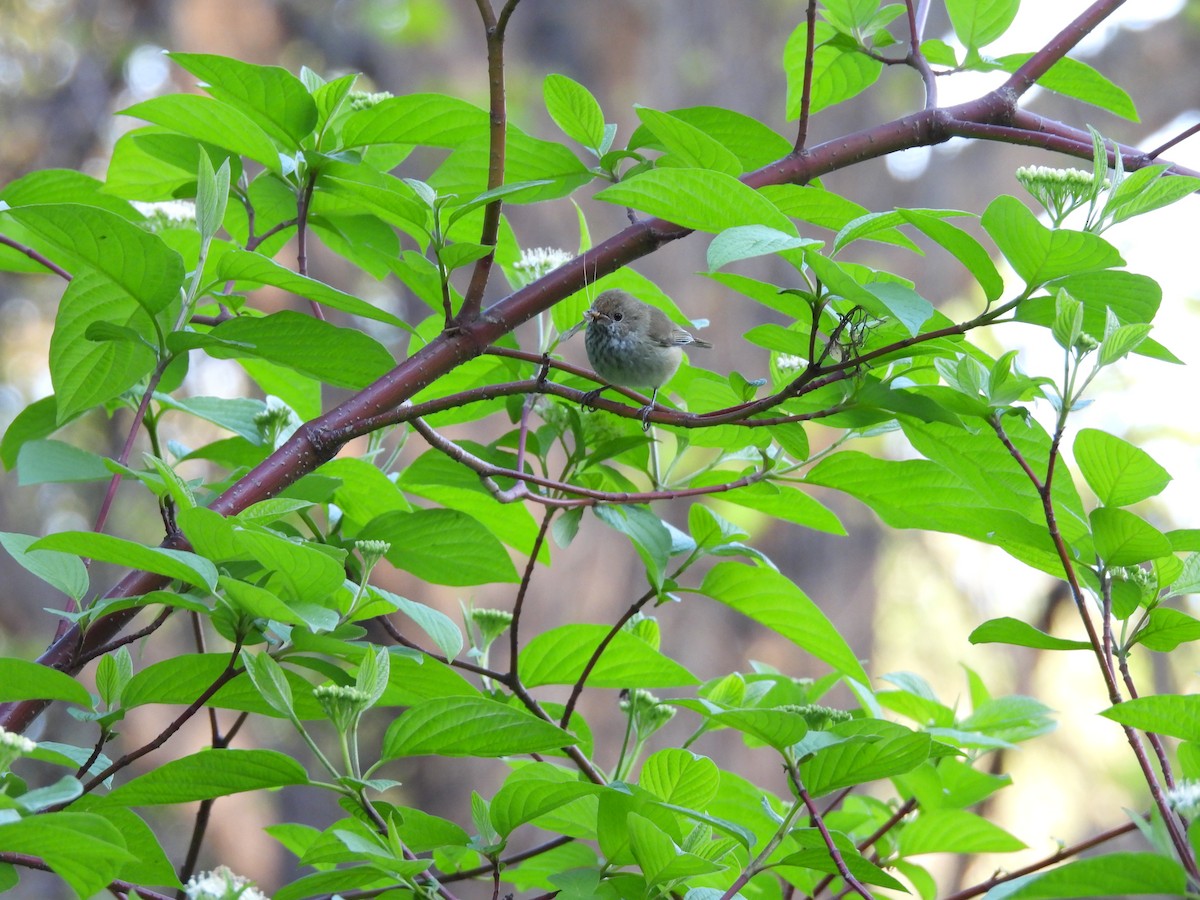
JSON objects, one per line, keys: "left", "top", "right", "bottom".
{"left": 184, "top": 865, "right": 268, "bottom": 900}
{"left": 131, "top": 199, "right": 198, "bottom": 232}
{"left": 0, "top": 725, "right": 36, "bottom": 773}
{"left": 511, "top": 246, "right": 572, "bottom": 287}
{"left": 1167, "top": 780, "right": 1200, "bottom": 820}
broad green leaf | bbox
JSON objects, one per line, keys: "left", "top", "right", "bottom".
{"left": 240, "top": 649, "right": 296, "bottom": 719}
{"left": 343, "top": 93, "right": 488, "bottom": 147}
{"left": 700, "top": 562, "right": 867, "bottom": 683}
{"left": 121, "top": 94, "right": 284, "bottom": 172}
{"left": 0, "top": 813, "right": 134, "bottom": 899}
{"left": 382, "top": 696, "right": 576, "bottom": 758}
{"left": 635, "top": 106, "right": 742, "bottom": 175}
{"left": 784, "top": 22, "right": 883, "bottom": 117}
{"left": 991, "top": 53, "right": 1137, "bottom": 121}
{"left": 156, "top": 394, "right": 268, "bottom": 443}
{"left": 0, "top": 531, "right": 89, "bottom": 601}
{"left": 628, "top": 813, "right": 724, "bottom": 886}
{"left": 1089, "top": 507, "right": 1172, "bottom": 567}
{"left": 92, "top": 748, "right": 308, "bottom": 807}
{"left": 805, "top": 249, "right": 933, "bottom": 335}
{"left": 222, "top": 576, "right": 339, "bottom": 632}
{"left": 969, "top": 617, "right": 1091, "bottom": 651}
{"left": 105, "top": 127, "right": 244, "bottom": 200}
{"left": 1103, "top": 167, "right": 1200, "bottom": 227}
{"left": 194, "top": 153, "right": 229, "bottom": 242}
{"left": 31, "top": 531, "right": 218, "bottom": 591}
{"left": 981, "top": 195, "right": 1123, "bottom": 288}
{"left": 215, "top": 249, "right": 408, "bottom": 327}
{"left": 946, "top": 0, "right": 1019, "bottom": 50}
{"left": 371, "top": 586, "right": 464, "bottom": 660}
{"left": 899, "top": 809, "right": 1025, "bottom": 855}
{"left": 0, "top": 204, "right": 184, "bottom": 314}
{"left": 232, "top": 526, "right": 347, "bottom": 606}
{"left": 1074, "top": 428, "right": 1171, "bottom": 507}
{"left": 638, "top": 749, "right": 720, "bottom": 809}
{"left": 679, "top": 704, "right": 809, "bottom": 750}
{"left": 706, "top": 225, "right": 819, "bottom": 272}
{"left": 595, "top": 168, "right": 796, "bottom": 234}
{"left": 1165, "top": 551, "right": 1200, "bottom": 598}
{"left": 803, "top": 730, "right": 931, "bottom": 795}
{"left": 652, "top": 106, "right": 792, "bottom": 170}
{"left": 1100, "top": 694, "right": 1200, "bottom": 742}
{"left": 1135, "top": 608, "right": 1200, "bottom": 652}
{"left": 490, "top": 765, "right": 606, "bottom": 837}
{"left": 519, "top": 624, "right": 699, "bottom": 688}
{"left": 593, "top": 504, "right": 673, "bottom": 589}
{"left": 779, "top": 828, "right": 908, "bottom": 890}
{"left": 168, "top": 52, "right": 318, "bottom": 147}
{"left": 544, "top": 73, "right": 606, "bottom": 150}
{"left": 120, "top": 654, "right": 323, "bottom": 719}
{"left": 896, "top": 209, "right": 1004, "bottom": 303}
{"left": 47, "top": 270, "right": 158, "bottom": 422}
{"left": 170, "top": 311, "right": 395, "bottom": 390}
{"left": 0, "top": 658, "right": 91, "bottom": 705}
{"left": 1, "top": 395, "right": 61, "bottom": 470}
{"left": 360, "top": 509, "right": 519, "bottom": 586}
{"left": 987, "top": 853, "right": 1187, "bottom": 898}
{"left": 713, "top": 481, "right": 844, "bottom": 534}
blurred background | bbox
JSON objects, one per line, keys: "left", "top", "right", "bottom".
{"left": 2, "top": 1, "right": 1199, "bottom": 896}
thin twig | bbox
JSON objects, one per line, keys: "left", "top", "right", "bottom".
{"left": 0, "top": 234, "right": 73, "bottom": 280}
{"left": 794, "top": 0, "right": 819, "bottom": 152}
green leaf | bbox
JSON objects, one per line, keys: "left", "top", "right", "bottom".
{"left": 360, "top": 509, "right": 519, "bottom": 586}
{"left": 896, "top": 209, "right": 1004, "bottom": 303}
{"left": 1166, "top": 551, "right": 1200, "bottom": 599}
{"left": 899, "top": 809, "right": 1025, "bottom": 854}
{"left": 595, "top": 168, "right": 796, "bottom": 234}
{"left": 232, "top": 526, "right": 346, "bottom": 606}
{"left": 1089, "top": 507, "right": 1172, "bottom": 567}
{"left": 805, "top": 249, "right": 933, "bottom": 336}
{"left": 240, "top": 649, "right": 297, "bottom": 719}
{"left": 1074, "top": 428, "right": 1171, "bottom": 507}
{"left": 1, "top": 395, "right": 61, "bottom": 470}
{"left": 195, "top": 154, "right": 230, "bottom": 242}
{"left": 784, "top": 23, "right": 883, "bottom": 116}
{"left": 382, "top": 696, "right": 576, "bottom": 758}
{"left": 105, "top": 127, "right": 244, "bottom": 201}
{"left": 31, "top": 531, "right": 219, "bottom": 592}
{"left": 969, "top": 617, "right": 1091, "bottom": 651}
{"left": 171, "top": 311, "right": 395, "bottom": 390}
{"left": 490, "top": 765, "right": 606, "bottom": 837}
{"left": 371, "top": 587, "right": 464, "bottom": 660}
{"left": 946, "top": 0, "right": 1019, "bottom": 51}
{"left": 656, "top": 106, "right": 792, "bottom": 170}
{"left": 0, "top": 658, "right": 91, "bottom": 705}
{"left": 544, "top": 74, "right": 606, "bottom": 150}
{"left": 638, "top": 749, "right": 719, "bottom": 809}
{"left": 0, "top": 812, "right": 135, "bottom": 899}
{"left": 981, "top": 195, "right": 1123, "bottom": 288}
{"left": 92, "top": 748, "right": 308, "bottom": 807}
{"left": 1135, "top": 608, "right": 1200, "bottom": 652}
{"left": 1100, "top": 694, "right": 1200, "bottom": 742}
{"left": 803, "top": 730, "right": 932, "bottom": 795}
{"left": 706, "top": 225, "right": 819, "bottom": 272}
{"left": 593, "top": 504, "right": 674, "bottom": 589}
{"left": 635, "top": 106, "right": 742, "bottom": 175}
{"left": 215, "top": 249, "right": 409, "bottom": 328}
{"left": 986, "top": 853, "right": 1187, "bottom": 898}
{"left": 168, "top": 52, "right": 318, "bottom": 147}
{"left": 684, "top": 704, "right": 809, "bottom": 750}
{"left": 0, "top": 204, "right": 184, "bottom": 314}
{"left": 121, "top": 94, "right": 284, "bottom": 172}
{"left": 700, "top": 562, "right": 867, "bottom": 683}
{"left": 991, "top": 53, "right": 1138, "bottom": 121}
{"left": 714, "top": 481, "right": 845, "bottom": 534}
{"left": 0, "top": 531, "right": 89, "bottom": 601}
{"left": 343, "top": 93, "right": 488, "bottom": 148}
{"left": 47, "top": 270, "right": 158, "bottom": 422}
{"left": 520, "top": 624, "right": 699, "bottom": 688}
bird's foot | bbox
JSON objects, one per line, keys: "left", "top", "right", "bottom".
{"left": 580, "top": 387, "right": 604, "bottom": 411}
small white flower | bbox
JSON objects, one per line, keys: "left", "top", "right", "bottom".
{"left": 775, "top": 353, "right": 807, "bottom": 372}
{"left": 185, "top": 865, "right": 268, "bottom": 900}
{"left": 511, "top": 246, "right": 573, "bottom": 286}
{"left": 0, "top": 726, "right": 36, "bottom": 773}
{"left": 1168, "top": 780, "right": 1200, "bottom": 819}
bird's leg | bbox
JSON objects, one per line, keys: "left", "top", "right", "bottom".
{"left": 639, "top": 388, "right": 660, "bottom": 432}
{"left": 580, "top": 385, "right": 606, "bottom": 411}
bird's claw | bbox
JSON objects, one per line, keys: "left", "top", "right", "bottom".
{"left": 580, "top": 388, "right": 604, "bottom": 411}
{"left": 639, "top": 404, "right": 654, "bottom": 432}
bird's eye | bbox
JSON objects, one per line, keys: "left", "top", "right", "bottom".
{"left": 613, "top": 312, "right": 623, "bottom": 321}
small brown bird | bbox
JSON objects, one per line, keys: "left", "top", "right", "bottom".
{"left": 572, "top": 289, "right": 712, "bottom": 429}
